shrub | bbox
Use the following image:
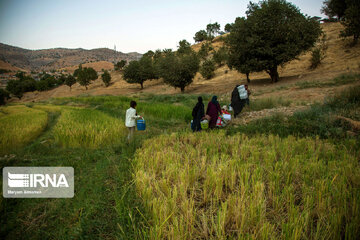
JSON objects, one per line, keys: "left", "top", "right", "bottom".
{"left": 200, "top": 59, "right": 216, "bottom": 79}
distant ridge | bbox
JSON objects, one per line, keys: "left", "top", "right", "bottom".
{"left": 0, "top": 43, "right": 142, "bottom": 71}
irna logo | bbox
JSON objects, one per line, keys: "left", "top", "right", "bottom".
{"left": 8, "top": 172, "right": 69, "bottom": 188}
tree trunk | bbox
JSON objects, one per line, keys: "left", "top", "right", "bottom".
{"left": 246, "top": 72, "right": 250, "bottom": 83}
{"left": 181, "top": 86, "right": 185, "bottom": 93}
{"left": 85, "top": 85, "right": 88, "bottom": 90}
{"left": 140, "top": 82, "right": 143, "bottom": 89}
{"left": 268, "top": 66, "right": 279, "bottom": 83}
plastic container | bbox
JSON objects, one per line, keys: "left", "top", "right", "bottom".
{"left": 137, "top": 119, "right": 146, "bottom": 131}
{"left": 190, "top": 120, "right": 193, "bottom": 129}
{"left": 200, "top": 120, "right": 209, "bottom": 130}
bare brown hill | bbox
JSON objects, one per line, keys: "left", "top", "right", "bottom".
{"left": 0, "top": 60, "right": 26, "bottom": 72}
{"left": 11, "top": 22, "right": 360, "bottom": 105}
{"left": 0, "top": 43, "right": 142, "bottom": 71}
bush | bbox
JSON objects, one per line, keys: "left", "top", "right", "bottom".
{"left": 200, "top": 59, "right": 216, "bottom": 79}
{"left": 0, "top": 89, "right": 10, "bottom": 105}
{"left": 101, "top": 70, "right": 111, "bottom": 87}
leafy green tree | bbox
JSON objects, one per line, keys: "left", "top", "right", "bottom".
{"left": 158, "top": 49, "right": 200, "bottom": 93}
{"left": 143, "top": 50, "right": 154, "bottom": 58}
{"left": 321, "top": 0, "right": 347, "bottom": 20}
{"left": 123, "top": 55, "right": 156, "bottom": 89}
{"left": 65, "top": 75, "right": 76, "bottom": 91}
{"left": 75, "top": 67, "right": 98, "bottom": 90}
{"left": 114, "top": 60, "right": 127, "bottom": 71}
{"left": 177, "top": 40, "right": 192, "bottom": 55}
{"left": 206, "top": 22, "right": 221, "bottom": 39}
{"left": 194, "top": 30, "right": 208, "bottom": 42}
{"left": 224, "top": 23, "right": 233, "bottom": 33}
{"left": 340, "top": 0, "right": 360, "bottom": 44}
{"left": 0, "top": 88, "right": 10, "bottom": 105}
{"left": 198, "top": 42, "right": 213, "bottom": 60}
{"left": 36, "top": 73, "right": 57, "bottom": 91}
{"left": 213, "top": 46, "right": 228, "bottom": 67}
{"left": 200, "top": 59, "right": 216, "bottom": 79}
{"left": 101, "top": 70, "right": 111, "bottom": 87}
{"left": 227, "top": 0, "right": 321, "bottom": 83}
{"left": 6, "top": 80, "right": 23, "bottom": 99}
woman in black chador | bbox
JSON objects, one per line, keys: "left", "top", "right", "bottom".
{"left": 231, "top": 85, "right": 246, "bottom": 118}
{"left": 192, "top": 96, "right": 205, "bottom": 132}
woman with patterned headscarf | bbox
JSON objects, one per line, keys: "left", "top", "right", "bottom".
{"left": 206, "top": 96, "right": 221, "bottom": 128}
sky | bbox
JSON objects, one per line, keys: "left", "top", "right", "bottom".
{"left": 0, "top": 0, "right": 326, "bottom": 54}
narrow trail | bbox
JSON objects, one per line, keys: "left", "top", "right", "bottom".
{"left": 231, "top": 105, "right": 309, "bottom": 125}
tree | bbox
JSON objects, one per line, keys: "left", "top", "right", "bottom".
{"left": 321, "top": 0, "right": 347, "bottom": 20}
{"left": 340, "top": 0, "right": 360, "bottom": 44}
{"left": 101, "top": 70, "right": 111, "bottom": 87}
{"left": 194, "top": 30, "right": 208, "bottom": 42}
{"left": 224, "top": 23, "right": 233, "bottom": 33}
{"left": 123, "top": 55, "right": 156, "bottom": 89}
{"left": 206, "top": 22, "right": 221, "bottom": 39}
{"left": 200, "top": 59, "right": 216, "bottom": 79}
{"left": 0, "top": 89, "right": 10, "bottom": 105}
{"left": 227, "top": 0, "right": 321, "bottom": 83}
{"left": 65, "top": 75, "right": 76, "bottom": 91}
{"left": 158, "top": 49, "right": 200, "bottom": 93}
{"left": 213, "top": 46, "right": 228, "bottom": 67}
{"left": 198, "top": 42, "right": 213, "bottom": 60}
{"left": 114, "top": 60, "right": 127, "bottom": 71}
{"left": 75, "top": 66, "right": 98, "bottom": 90}
{"left": 6, "top": 80, "right": 23, "bottom": 99}
{"left": 177, "top": 40, "right": 192, "bottom": 55}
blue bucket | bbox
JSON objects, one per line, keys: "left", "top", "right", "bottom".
{"left": 137, "top": 119, "right": 146, "bottom": 131}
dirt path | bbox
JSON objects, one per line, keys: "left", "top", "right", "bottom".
{"left": 231, "top": 105, "right": 309, "bottom": 125}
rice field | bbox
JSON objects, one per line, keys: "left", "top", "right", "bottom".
{"left": 0, "top": 105, "right": 48, "bottom": 154}
{"left": 52, "top": 107, "right": 127, "bottom": 148}
{"left": 134, "top": 131, "right": 360, "bottom": 239}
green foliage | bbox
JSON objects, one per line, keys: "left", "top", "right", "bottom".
{"left": 295, "top": 73, "right": 360, "bottom": 89}
{"left": 123, "top": 55, "right": 157, "bottom": 89}
{"left": 227, "top": 0, "right": 321, "bottom": 83}
{"left": 114, "top": 60, "right": 127, "bottom": 71}
{"left": 310, "top": 33, "right": 328, "bottom": 69}
{"left": 194, "top": 30, "right": 208, "bottom": 43}
{"left": 36, "top": 73, "right": 57, "bottom": 91}
{"left": 0, "top": 69, "right": 10, "bottom": 74}
{"left": 75, "top": 66, "right": 98, "bottom": 90}
{"left": 0, "top": 88, "right": 10, "bottom": 105}
{"left": 206, "top": 22, "right": 221, "bottom": 39}
{"left": 224, "top": 23, "right": 233, "bottom": 33}
{"left": 101, "top": 70, "right": 111, "bottom": 87}
{"left": 213, "top": 46, "right": 228, "bottom": 67}
{"left": 177, "top": 39, "right": 192, "bottom": 55}
{"left": 157, "top": 48, "right": 200, "bottom": 93}
{"left": 197, "top": 42, "right": 213, "bottom": 60}
{"left": 200, "top": 59, "right": 216, "bottom": 79}
{"left": 340, "top": 0, "right": 360, "bottom": 44}
{"left": 65, "top": 74, "right": 76, "bottom": 90}
{"left": 6, "top": 80, "right": 23, "bottom": 99}
{"left": 321, "top": 0, "right": 347, "bottom": 19}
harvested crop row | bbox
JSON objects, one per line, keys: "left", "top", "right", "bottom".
{"left": 0, "top": 105, "right": 48, "bottom": 154}
{"left": 134, "top": 132, "right": 360, "bottom": 239}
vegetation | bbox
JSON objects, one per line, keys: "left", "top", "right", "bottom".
{"left": 101, "top": 70, "right": 111, "bottom": 87}
{"left": 295, "top": 73, "right": 360, "bottom": 89}
{"left": 310, "top": 33, "right": 328, "bottom": 69}
{"left": 197, "top": 42, "right": 213, "bottom": 60}
{"left": 227, "top": 0, "right": 321, "bottom": 83}
{"left": 157, "top": 45, "right": 200, "bottom": 93}
{"left": 200, "top": 59, "right": 216, "bottom": 79}
{"left": 74, "top": 65, "right": 98, "bottom": 90}
{"left": 0, "top": 88, "right": 10, "bottom": 105}
{"left": 212, "top": 46, "right": 228, "bottom": 67}
{"left": 206, "top": 22, "right": 221, "bottom": 40}
{"left": 123, "top": 55, "right": 157, "bottom": 89}
{"left": 194, "top": 30, "right": 208, "bottom": 43}
{"left": 64, "top": 74, "right": 76, "bottom": 90}
{"left": 134, "top": 131, "right": 359, "bottom": 239}
{"left": 114, "top": 60, "right": 127, "bottom": 71}
{"left": 0, "top": 105, "right": 48, "bottom": 154}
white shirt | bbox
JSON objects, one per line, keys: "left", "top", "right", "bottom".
{"left": 125, "top": 107, "right": 140, "bottom": 127}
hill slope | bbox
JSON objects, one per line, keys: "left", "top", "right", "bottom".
{"left": 0, "top": 43, "right": 142, "bottom": 71}
{"left": 10, "top": 22, "right": 360, "bottom": 104}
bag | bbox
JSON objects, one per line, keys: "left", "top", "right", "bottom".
{"left": 237, "top": 85, "right": 248, "bottom": 100}
{"left": 223, "top": 114, "right": 231, "bottom": 121}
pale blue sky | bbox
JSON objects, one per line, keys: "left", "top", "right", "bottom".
{"left": 0, "top": 0, "right": 325, "bottom": 53}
